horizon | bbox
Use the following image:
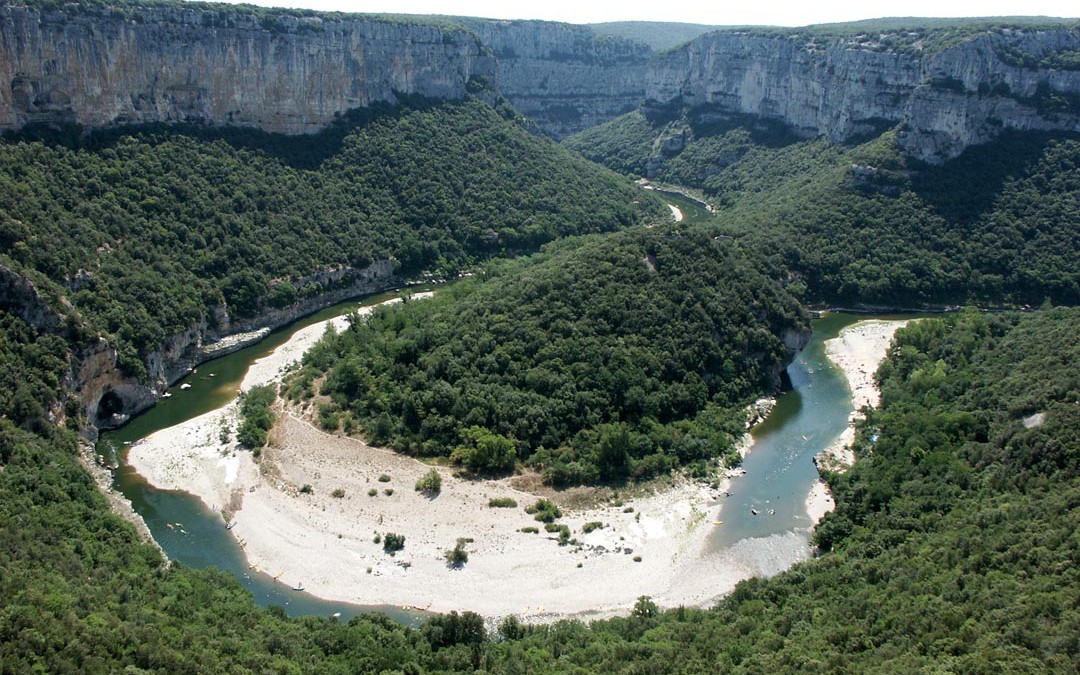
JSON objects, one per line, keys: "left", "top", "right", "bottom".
{"left": 209, "top": 0, "right": 1080, "bottom": 27}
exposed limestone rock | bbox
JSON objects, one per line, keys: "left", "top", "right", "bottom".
{"left": 0, "top": 5, "right": 494, "bottom": 134}
{"left": 466, "top": 20, "right": 651, "bottom": 138}
{"left": 647, "top": 29, "right": 1080, "bottom": 163}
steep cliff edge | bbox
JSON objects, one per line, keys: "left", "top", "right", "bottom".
{"left": 3, "top": 4, "right": 1079, "bottom": 159}
{"left": 0, "top": 259, "right": 398, "bottom": 432}
{"left": 0, "top": 4, "right": 493, "bottom": 134}
{"left": 465, "top": 20, "right": 651, "bottom": 138}
{"left": 646, "top": 28, "right": 1080, "bottom": 162}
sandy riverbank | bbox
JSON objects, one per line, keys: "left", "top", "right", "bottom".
{"left": 131, "top": 294, "right": 786, "bottom": 620}
{"left": 805, "top": 318, "right": 911, "bottom": 522}
{"left": 668, "top": 204, "right": 684, "bottom": 222}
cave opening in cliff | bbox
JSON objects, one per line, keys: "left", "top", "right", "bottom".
{"left": 96, "top": 389, "right": 125, "bottom": 424}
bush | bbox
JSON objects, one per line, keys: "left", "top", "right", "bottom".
{"left": 526, "top": 498, "right": 562, "bottom": 523}
{"left": 383, "top": 488, "right": 394, "bottom": 496}
{"left": 520, "top": 526, "right": 539, "bottom": 534}
{"left": 450, "top": 426, "right": 517, "bottom": 473}
{"left": 445, "top": 538, "right": 469, "bottom": 567}
{"left": 383, "top": 532, "right": 405, "bottom": 554}
{"left": 488, "top": 497, "right": 517, "bottom": 508}
{"left": 299, "top": 484, "right": 313, "bottom": 494}
{"left": 318, "top": 403, "right": 340, "bottom": 431}
{"left": 582, "top": 521, "right": 604, "bottom": 534}
{"left": 331, "top": 488, "right": 345, "bottom": 498}
{"left": 378, "top": 474, "right": 391, "bottom": 482}
{"left": 415, "top": 468, "right": 442, "bottom": 495}
{"left": 367, "top": 488, "right": 377, "bottom": 497}
{"left": 237, "top": 384, "right": 277, "bottom": 449}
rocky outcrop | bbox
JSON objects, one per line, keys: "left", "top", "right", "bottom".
{"left": 56, "top": 259, "right": 398, "bottom": 430}
{"left": 2, "top": 4, "right": 1079, "bottom": 161}
{"left": 465, "top": 20, "right": 651, "bottom": 138}
{"left": 0, "top": 4, "right": 493, "bottom": 134}
{"left": 646, "top": 28, "right": 1080, "bottom": 162}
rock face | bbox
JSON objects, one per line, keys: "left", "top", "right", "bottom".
{"left": 2, "top": 5, "right": 1079, "bottom": 159}
{"left": 647, "top": 29, "right": 1080, "bottom": 162}
{"left": 2, "top": 258, "right": 398, "bottom": 431}
{"left": 85, "top": 258, "right": 399, "bottom": 428}
{"left": 0, "top": 5, "right": 494, "bottom": 134}
{"left": 465, "top": 20, "right": 651, "bottom": 138}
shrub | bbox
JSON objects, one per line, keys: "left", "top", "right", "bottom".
{"left": 383, "top": 532, "right": 405, "bottom": 553}
{"left": 488, "top": 497, "right": 518, "bottom": 508}
{"left": 582, "top": 521, "right": 604, "bottom": 534}
{"left": 445, "top": 538, "right": 469, "bottom": 567}
{"left": 450, "top": 426, "right": 517, "bottom": 473}
{"left": 367, "top": 488, "right": 377, "bottom": 497}
{"left": 299, "top": 484, "right": 313, "bottom": 494}
{"left": 415, "top": 468, "right": 442, "bottom": 495}
{"left": 331, "top": 488, "right": 345, "bottom": 498}
{"left": 527, "top": 498, "right": 561, "bottom": 523}
{"left": 520, "top": 526, "right": 539, "bottom": 534}
{"left": 384, "top": 488, "right": 394, "bottom": 496}
{"left": 378, "top": 474, "right": 392, "bottom": 482}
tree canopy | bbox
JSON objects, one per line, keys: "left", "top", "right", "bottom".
{"left": 287, "top": 228, "right": 807, "bottom": 484}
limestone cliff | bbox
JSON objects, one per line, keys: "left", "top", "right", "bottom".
{"left": 3, "top": 4, "right": 1080, "bottom": 162}
{"left": 1, "top": 258, "right": 397, "bottom": 431}
{"left": 646, "top": 28, "right": 1080, "bottom": 162}
{"left": 0, "top": 4, "right": 493, "bottom": 134}
{"left": 465, "top": 20, "right": 650, "bottom": 138}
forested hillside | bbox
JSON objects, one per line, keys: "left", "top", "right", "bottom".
{"left": 4, "top": 301, "right": 1076, "bottom": 671}
{"left": 286, "top": 229, "right": 807, "bottom": 484}
{"left": 0, "top": 97, "right": 662, "bottom": 374}
{"left": 566, "top": 113, "right": 1080, "bottom": 306}
{"left": 481, "top": 308, "right": 1080, "bottom": 671}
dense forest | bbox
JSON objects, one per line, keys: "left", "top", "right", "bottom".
{"left": 285, "top": 229, "right": 807, "bottom": 484}
{"left": 3, "top": 302, "right": 1076, "bottom": 671}
{"left": 0, "top": 97, "right": 662, "bottom": 375}
{"left": 566, "top": 113, "right": 1080, "bottom": 307}
{"left": 2, "top": 8, "right": 1080, "bottom": 669}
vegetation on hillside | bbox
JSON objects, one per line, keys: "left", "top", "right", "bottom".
{"left": 0, "top": 97, "right": 662, "bottom": 377}
{"left": 285, "top": 229, "right": 807, "bottom": 484}
{"left": 3, "top": 298, "right": 1076, "bottom": 671}
{"left": 567, "top": 111, "right": 1080, "bottom": 307}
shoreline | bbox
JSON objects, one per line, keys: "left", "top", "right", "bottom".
{"left": 805, "top": 318, "right": 911, "bottom": 522}
{"left": 127, "top": 295, "right": 795, "bottom": 621}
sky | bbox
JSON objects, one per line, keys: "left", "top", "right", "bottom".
{"left": 215, "top": 0, "right": 1079, "bottom": 26}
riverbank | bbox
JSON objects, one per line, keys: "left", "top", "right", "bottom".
{"left": 127, "top": 293, "right": 796, "bottom": 621}
{"left": 806, "top": 319, "right": 910, "bottom": 520}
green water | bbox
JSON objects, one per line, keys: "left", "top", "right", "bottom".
{"left": 99, "top": 288, "right": 429, "bottom": 625}
{"left": 707, "top": 313, "right": 857, "bottom": 552}
{"left": 101, "top": 281, "right": 913, "bottom": 617}
{"left": 658, "top": 189, "right": 714, "bottom": 224}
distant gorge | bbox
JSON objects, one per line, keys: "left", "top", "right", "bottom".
{"left": 3, "top": 4, "right": 1080, "bottom": 162}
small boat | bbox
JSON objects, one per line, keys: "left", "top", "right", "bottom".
{"left": 768, "top": 509, "right": 776, "bottom": 515}
{"left": 293, "top": 582, "right": 305, "bottom": 592}
{"left": 751, "top": 508, "right": 759, "bottom": 515}
{"left": 180, "top": 383, "right": 191, "bottom": 390}
{"left": 331, "top": 612, "right": 341, "bottom": 619}
{"left": 225, "top": 521, "right": 237, "bottom": 530}
{"left": 162, "top": 392, "right": 172, "bottom": 399}
{"left": 712, "top": 521, "right": 724, "bottom": 526}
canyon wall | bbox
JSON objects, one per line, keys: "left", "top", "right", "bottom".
{"left": 647, "top": 29, "right": 1080, "bottom": 162}
{"left": 3, "top": 4, "right": 1079, "bottom": 160}
{"left": 0, "top": 4, "right": 493, "bottom": 134}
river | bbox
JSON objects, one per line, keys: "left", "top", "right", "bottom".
{"left": 100, "top": 288, "right": 893, "bottom": 621}
{"left": 99, "top": 289, "right": 427, "bottom": 624}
